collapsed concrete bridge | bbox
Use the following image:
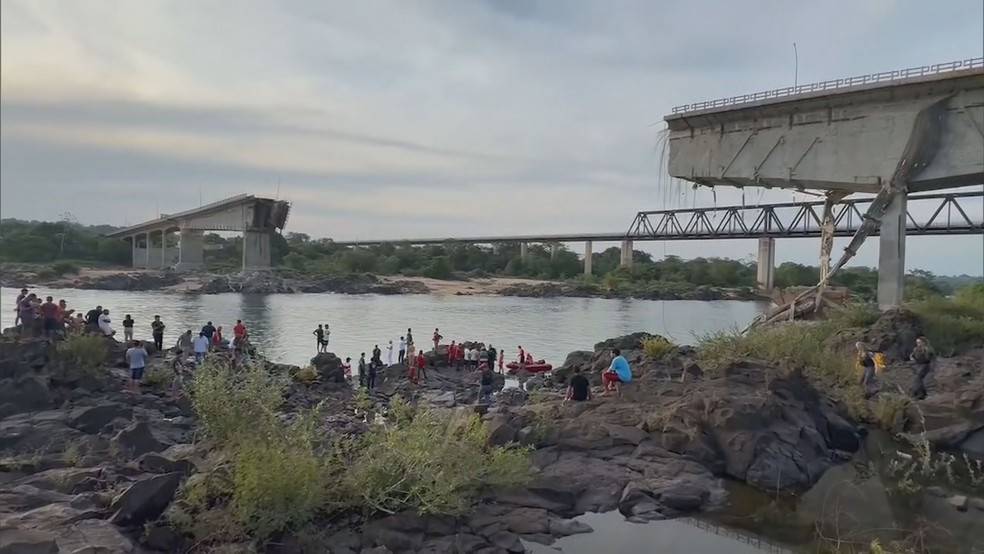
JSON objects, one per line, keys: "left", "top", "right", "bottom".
{"left": 665, "top": 57, "right": 984, "bottom": 317}
{"left": 107, "top": 194, "right": 290, "bottom": 272}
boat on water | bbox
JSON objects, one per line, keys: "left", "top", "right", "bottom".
{"left": 505, "top": 361, "right": 553, "bottom": 373}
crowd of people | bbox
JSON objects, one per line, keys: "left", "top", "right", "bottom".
{"left": 12, "top": 287, "right": 940, "bottom": 405}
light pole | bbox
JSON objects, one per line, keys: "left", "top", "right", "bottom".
{"left": 793, "top": 42, "right": 799, "bottom": 88}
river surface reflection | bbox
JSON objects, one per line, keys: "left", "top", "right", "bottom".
{"left": 0, "top": 288, "right": 769, "bottom": 366}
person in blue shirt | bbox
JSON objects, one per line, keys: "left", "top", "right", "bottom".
{"left": 603, "top": 348, "right": 632, "bottom": 395}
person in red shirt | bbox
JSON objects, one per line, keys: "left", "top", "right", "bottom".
{"left": 447, "top": 341, "right": 457, "bottom": 366}
{"left": 498, "top": 350, "right": 505, "bottom": 373}
{"left": 518, "top": 346, "right": 526, "bottom": 370}
{"left": 212, "top": 325, "right": 224, "bottom": 347}
{"left": 417, "top": 351, "right": 427, "bottom": 382}
{"left": 233, "top": 320, "right": 246, "bottom": 342}
{"left": 39, "top": 296, "right": 60, "bottom": 337}
{"left": 408, "top": 350, "right": 418, "bottom": 384}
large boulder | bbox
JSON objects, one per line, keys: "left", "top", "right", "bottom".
{"left": 68, "top": 403, "right": 133, "bottom": 434}
{"left": 0, "top": 527, "right": 58, "bottom": 554}
{"left": 110, "top": 472, "right": 183, "bottom": 526}
{"left": 828, "top": 308, "right": 923, "bottom": 360}
{"left": 0, "top": 374, "right": 52, "bottom": 417}
{"left": 311, "top": 352, "right": 345, "bottom": 383}
{"left": 110, "top": 422, "right": 165, "bottom": 458}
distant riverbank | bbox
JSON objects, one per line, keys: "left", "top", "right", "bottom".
{"left": 0, "top": 264, "right": 764, "bottom": 301}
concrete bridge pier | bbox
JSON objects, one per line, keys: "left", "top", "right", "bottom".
{"left": 549, "top": 243, "right": 559, "bottom": 259}
{"left": 878, "top": 194, "right": 907, "bottom": 309}
{"left": 584, "top": 240, "right": 593, "bottom": 276}
{"left": 243, "top": 230, "right": 272, "bottom": 271}
{"left": 520, "top": 242, "right": 529, "bottom": 262}
{"left": 756, "top": 237, "right": 776, "bottom": 291}
{"left": 175, "top": 229, "right": 205, "bottom": 271}
{"left": 619, "top": 240, "right": 634, "bottom": 268}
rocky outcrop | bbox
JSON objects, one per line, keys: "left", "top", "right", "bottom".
{"left": 497, "top": 282, "right": 761, "bottom": 301}
{"left": 198, "top": 271, "right": 432, "bottom": 295}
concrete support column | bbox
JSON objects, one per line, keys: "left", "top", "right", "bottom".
{"left": 161, "top": 231, "right": 167, "bottom": 268}
{"left": 175, "top": 229, "right": 205, "bottom": 271}
{"left": 243, "top": 230, "right": 272, "bottom": 271}
{"left": 130, "top": 236, "right": 137, "bottom": 268}
{"left": 878, "top": 193, "right": 907, "bottom": 310}
{"left": 520, "top": 242, "right": 529, "bottom": 261}
{"left": 756, "top": 237, "right": 776, "bottom": 291}
{"left": 550, "top": 243, "right": 559, "bottom": 259}
{"left": 143, "top": 233, "right": 151, "bottom": 268}
{"left": 620, "top": 240, "right": 634, "bottom": 268}
{"left": 584, "top": 240, "right": 593, "bottom": 276}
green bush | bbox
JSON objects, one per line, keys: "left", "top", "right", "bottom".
{"left": 143, "top": 367, "right": 173, "bottom": 389}
{"left": 345, "top": 406, "right": 534, "bottom": 515}
{"left": 641, "top": 335, "right": 676, "bottom": 359}
{"left": 909, "top": 285, "right": 984, "bottom": 355}
{"left": 190, "top": 360, "right": 286, "bottom": 445}
{"left": 56, "top": 334, "right": 107, "bottom": 377}
{"left": 51, "top": 261, "right": 81, "bottom": 275}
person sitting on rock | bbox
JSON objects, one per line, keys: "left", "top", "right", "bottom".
{"left": 342, "top": 357, "right": 353, "bottom": 381}
{"left": 565, "top": 366, "right": 592, "bottom": 404}
{"left": 602, "top": 348, "right": 632, "bottom": 395}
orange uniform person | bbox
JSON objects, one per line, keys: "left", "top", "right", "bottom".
{"left": 448, "top": 341, "right": 457, "bottom": 366}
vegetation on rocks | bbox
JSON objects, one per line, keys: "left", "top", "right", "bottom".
{"left": 174, "top": 360, "right": 533, "bottom": 545}
{"left": 56, "top": 333, "right": 107, "bottom": 377}
{"left": 641, "top": 335, "right": 676, "bottom": 359}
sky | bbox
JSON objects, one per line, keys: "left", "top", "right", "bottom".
{"left": 1, "top": 0, "right": 983, "bottom": 275}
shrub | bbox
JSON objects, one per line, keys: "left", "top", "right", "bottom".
{"left": 51, "top": 261, "right": 81, "bottom": 275}
{"left": 641, "top": 335, "right": 676, "bottom": 359}
{"left": 293, "top": 365, "right": 318, "bottom": 385}
{"left": 908, "top": 286, "right": 984, "bottom": 355}
{"left": 345, "top": 407, "right": 534, "bottom": 516}
{"left": 143, "top": 367, "right": 173, "bottom": 389}
{"left": 190, "top": 360, "right": 286, "bottom": 445}
{"left": 56, "top": 334, "right": 106, "bottom": 377}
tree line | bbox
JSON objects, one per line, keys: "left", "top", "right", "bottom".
{"left": 1, "top": 219, "right": 978, "bottom": 298}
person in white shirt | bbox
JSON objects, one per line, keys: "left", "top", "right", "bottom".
{"left": 193, "top": 332, "right": 210, "bottom": 363}
{"left": 398, "top": 337, "right": 407, "bottom": 365}
{"left": 98, "top": 309, "right": 114, "bottom": 337}
{"left": 386, "top": 340, "right": 394, "bottom": 366}
{"left": 463, "top": 347, "right": 474, "bottom": 370}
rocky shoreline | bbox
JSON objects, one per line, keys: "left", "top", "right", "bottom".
{"left": 1, "top": 310, "right": 981, "bottom": 553}
{"left": 1, "top": 265, "right": 762, "bottom": 301}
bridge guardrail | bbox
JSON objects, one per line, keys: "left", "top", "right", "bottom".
{"left": 671, "top": 57, "right": 984, "bottom": 115}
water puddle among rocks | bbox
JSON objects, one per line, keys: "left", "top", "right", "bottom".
{"left": 526, "top": 431, "right": 984, "bottom": 553}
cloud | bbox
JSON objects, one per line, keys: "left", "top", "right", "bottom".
{"left": 1, "top": 0, "right": 982, "bottom": 274}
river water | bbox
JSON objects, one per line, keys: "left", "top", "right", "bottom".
{"left": 0, "top": 288, "right": 769, "bottom": 367}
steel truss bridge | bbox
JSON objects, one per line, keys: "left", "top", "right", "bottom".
{"left": 330, "top": 190, "right": 983, "bottom": 247}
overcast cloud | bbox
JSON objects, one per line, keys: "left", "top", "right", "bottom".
{"left": 1, "top": 0, "right": 982, "bottom": 274}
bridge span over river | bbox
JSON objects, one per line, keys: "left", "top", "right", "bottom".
{"left": 331, "top": 190, "right": 983, "bottom": 291}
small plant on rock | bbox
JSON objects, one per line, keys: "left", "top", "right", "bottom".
{"left": 56, "top": 333, "right": 107, "bottom": 377}
{"left": 293, "top": 365, "right": 318, "bottom": 385}
{"left": 143, "top": 367, "right": 173, "bottom": 389}
{"left": 642, "top": 335, "right": 676, "bottom": 359}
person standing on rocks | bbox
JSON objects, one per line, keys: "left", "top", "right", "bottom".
{"left": 856, "top": 342, "right": 877, "bottom": 393}
{"left": 908, "top": 336, "right": 935, "bottom": 400}
{"left": 432, "top": 328, "right": 443, "bottom": 353}
{"left": 463, "top": 344, "right": 473, "bottom": 371}
{"left": 14, "top": 288, "right": 28, "bottom": 327}
{"left": 324, "top": 324, "right": 331, "bottom": 348}
{"left": 201, "top": 321, "right": 216, "bottom": 342}
{"left": 602, "top": 348, "right": 632, "bottom": 395}
{"left": 448, "top": 341, "right": 457, "bottom": 366}
{"left": 193, "top": 332, "right": 210, "bottom": 363}
{"left": 125, "top": 340, "right": 149, "bottom": 394}
{"left": 479, "top": 364, "right": 495, "bottom": 403}
{"left": 406, "top": 328, "right": 414, "bottom": 348}
{"left": 416, "top": 350, "right": 427, "bottom": 382}
{"left": 368, "top": 358, "right": 378, "bottom": 390}
{"left": 498, "top": 349, "right": 504, "bottom": 373}
{"left": 233, "top": 320, "right": 247, "bottom": 346}
{"left": 387, "top": 340, "right": 394, "bottom": 366}
{"left": 398, "top": 336, "right": 406, "bottom": 365}
{"left": 212, "top": 325, "right": 224, "bottom": 348}
{"left": 372, "top": 344, "right": 382, "bottom": 365}
{"left": 487, "top": 345, "right": 497, "bottom": 373}
{"left": 39, "top": 296, "right": 60, "bottom": 337}
{"left": 342, "top": 357, "right": 353, "bottom": 381}
{"left": 85, "top": 305, "right": 103, "bottom": 333}
{"left": 122, "top": 314, "right": 135, "bottom": 342}
{"left": 98, "top": 309, "right": 114, "bottom": 337}
{"left": 517, "top": 346, "right": 526, "bottom": 371}
{"left": 314, "top": 325, "right": 325, "bottom": 353}
{"left": 565, "top": 367, "right": 591, "bottom": 404}
{"left": 358, "top": 353, "right": 367, "bottom": 387}
{"left": 151, "top": 316, "right": 166, "bottom": 351}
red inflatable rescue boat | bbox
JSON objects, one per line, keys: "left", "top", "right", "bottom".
{"left": 505, "top": 361, "right": 553, "bottom": 373}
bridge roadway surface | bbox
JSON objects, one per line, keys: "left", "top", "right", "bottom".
{"left": 330, "top": 191, "right": 983, "bottom": 246}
